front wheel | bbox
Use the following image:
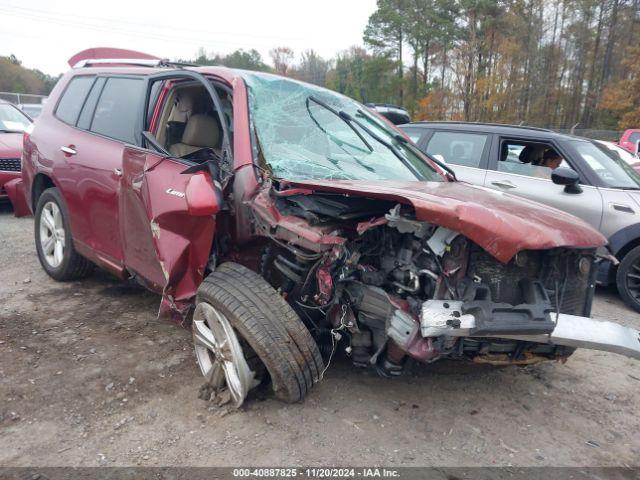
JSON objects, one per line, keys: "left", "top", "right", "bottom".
{"left": 193, "top": 262, "right": 324, "bottom": 407}
{"left": 616, "top": 246, "right": 640, "bottom": 313}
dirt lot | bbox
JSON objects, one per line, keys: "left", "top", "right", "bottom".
{"left": 1, "top": 203, "right": 639, "bottom": 467}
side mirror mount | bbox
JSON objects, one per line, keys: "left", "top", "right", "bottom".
{"left": 185, "top": 172, "right": 221, "bottom": 216}
{"left": 551, "top": 167, "right": 582, "bottom": 194}
{"left": 635, "top": 141, "right": 640, "bottom": 158}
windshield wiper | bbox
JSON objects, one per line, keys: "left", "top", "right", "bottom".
{"left": 338, "top": 108, "right": 428, "bottom": 179}
{"left": 307, "top": 96, "right": 373, "bottom": 152}
{"left": 0, "top": 129, "right": 25, "bottom": 134}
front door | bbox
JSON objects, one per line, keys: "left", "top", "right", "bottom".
{"left": 484, "top": 137, "right": 604, "bottom": 231}
{"left": 118, "top": 69, "right": 231, "bottom": 318}
{"left": 119, "top": 149, "right": 216, "bottom": 303}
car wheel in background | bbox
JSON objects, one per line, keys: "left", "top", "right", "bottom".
{"left": 616, "top": 245, "right": 640, "bottom": 313}
{"left": 194, "top": 262, "right": 323, "bottom": 407}
{"left": 34, "top": 188, "right": 93, "bottom": 281}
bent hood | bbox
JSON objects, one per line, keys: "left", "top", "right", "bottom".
{"left": 286, "top": 179, "right": 607, "bottom": 263}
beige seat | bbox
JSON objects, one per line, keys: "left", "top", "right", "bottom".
{"left": 169, "top": 114, "right": 220, "bottom": 157}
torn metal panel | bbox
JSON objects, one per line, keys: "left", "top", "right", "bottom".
{"left": 249, "top": 186, "right": 346, "bottom": 253}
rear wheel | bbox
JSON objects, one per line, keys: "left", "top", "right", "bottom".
{"left": 193, "top": 262, "right": 323, "bottom": 407}
{"left": 34, "top": 188, "right": 93, "bottom": 281}
{"left": 616, "top": 246, "right": 640, "bottom": 312}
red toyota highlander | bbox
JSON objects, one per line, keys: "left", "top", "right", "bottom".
{"left": 0, "top": 99, "right": 31, "bottom": 209}
{"left": 18, "top": 49, "right": 640, "bottom": 407}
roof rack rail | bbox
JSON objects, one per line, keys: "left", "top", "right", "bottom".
{"left": 74, "top": 58, "right": 164, "bottom": 68}
{"left": 74, "top": 58, "right": 203, "bottom": 69}
{"left": 414, "top": 120, "right": 554, "bottom": 133}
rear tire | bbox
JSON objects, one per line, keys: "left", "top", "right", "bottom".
{"left": 34, "top": 188, "right": 93, "bottom": 281}
{"left": 195, "top": 262, "right": 324, "bottom": 403}
{"left": 616, "top": 246, "right": 640, "bottom": 312}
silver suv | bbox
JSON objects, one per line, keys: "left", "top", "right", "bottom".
{"left": 400, "top": 122, "right": 640, "bottom": 312}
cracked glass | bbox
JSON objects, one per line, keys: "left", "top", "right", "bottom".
{"left": 242, "top": 72, "right": 443, "bottom": 182}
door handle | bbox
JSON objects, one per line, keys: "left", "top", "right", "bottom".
{"left": 611, "top": 203, "right": 635, "bottom": 214}
{"left": 114, "top": 168, "right": 123, "bottom": 177}
{"left": 60, "top": 145, "right": 77, "bottom": 156}
{"left": 491, "top": 180, "right": 516, "bottom": 189}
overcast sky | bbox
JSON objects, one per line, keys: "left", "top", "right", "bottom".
{"left": 0, "top": 0, "right": 377, "bottom": 76}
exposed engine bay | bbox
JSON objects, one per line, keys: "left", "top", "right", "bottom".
{"left": 249, "top": 186, "right": 601, "bottom": 375}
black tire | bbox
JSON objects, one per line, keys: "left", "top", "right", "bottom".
{"left": 616, "top": 245, "right": 640, "bottom": 312}
{"left": 34, "top": 188, "right": 93, "bottom": 281}
{"left": 196, "top": 262, "right": 324, "bottom": 403}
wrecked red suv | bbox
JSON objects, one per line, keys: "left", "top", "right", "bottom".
{"left": 20, "top": 50, "right": 640, "bottom": 407}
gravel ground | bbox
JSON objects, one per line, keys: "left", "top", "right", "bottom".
{"left": 1, "top": 203, "right": 639, "bottom": 467}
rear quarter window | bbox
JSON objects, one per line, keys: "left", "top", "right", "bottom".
{"left": 425, "top": 131, "right": 488, "bottom": 168}
{"left": 90, "top": 77, "right": 144, "bottom": 144}
{"left": 55, "top": 76, "right": 95, "bottom": 125}
{"left": 400, "top": 127, "right": 423, "bottom": 144}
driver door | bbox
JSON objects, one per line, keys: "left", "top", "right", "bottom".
{"left": 119, "top": 148, "right": 216, "bottom": 295}
{"left": 119, "top": 71, "right": 230, "bottom": 314}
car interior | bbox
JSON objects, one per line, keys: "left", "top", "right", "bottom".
{"left": 498, "top": 140, "right": 569, "bottom": 179}
{"left": 152, "top": 81, "right": 232, "bottom": 162}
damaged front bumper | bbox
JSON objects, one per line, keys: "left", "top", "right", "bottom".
{"left": 420, "top": 300, "right": 640, "bottom": 360}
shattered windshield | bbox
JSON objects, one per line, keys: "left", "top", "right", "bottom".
{"left": 242, "top": 72, "right": 442, "bottom": 182}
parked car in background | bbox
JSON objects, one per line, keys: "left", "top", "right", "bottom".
{"left": 0, "top": 100, "right": 31, "bottom": 203}
{"left": 400, "top": 121, "right": 640, "bottom": 312}
{"left": 365, "top": 103, "right": 410, "bottom": 125}
{"left": 619, "top": 129, "right": 640, "bottom": 155}
{"left": 18, "top": 103, "right": 44, "bottom": 119}
{"left": 18, "top": 50, "right": 640, "bottom": 407}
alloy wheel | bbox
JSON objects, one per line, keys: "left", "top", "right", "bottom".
{"left": 39, "top": 201, "right": 65, "bottom": 268}
{"left": 192, "top": 302, "right": 258, "bottom": 408}
{"left": 625, "top": 261, "right": 640, "bottom": 301}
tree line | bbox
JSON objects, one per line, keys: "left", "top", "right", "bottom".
{"left": 360, "top": 0, "right": 640, "bottom": 130}
{"left": 0, "top": 55, "right": 58, "bottom": 96}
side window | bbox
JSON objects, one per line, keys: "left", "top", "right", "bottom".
{"left": 55, "top": 76, "right": 95, "bottom": 125}
{"left": 77, "top": 77, "right": 106, "bottom": 130}
{"left": 497, "top": 139, "right": 572, "bottom": 179}
{"left": 425, "top": 131, "right": 487, "bottom": 168}
{"left": 90, "top": 77, "right": 144, "bottom": 144}
{"left": 630, "top": 132, "right": 640, "bottom": 144}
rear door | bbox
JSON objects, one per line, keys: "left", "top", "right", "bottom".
{"left": 45, "top": 74, "right": 145, "bottom": 273}
{"left": 119, "top": 70, "right": 230, "bottom": 314}
{"left": 484, "top": 136, "right": 604, "bottom": 230}
{"left": 74, "top": 76, "right": 145, "bottom": 269}
{"left": 420, "top": 129, "right": 491, "bottom": 185}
